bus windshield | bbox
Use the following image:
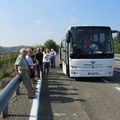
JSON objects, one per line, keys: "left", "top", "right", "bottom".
{"left": 72, "top": 28, "right": 113, "bottom": 54}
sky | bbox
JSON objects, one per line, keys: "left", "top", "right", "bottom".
{"left": 0, "top": 0, "right": 120, "bottom": 47}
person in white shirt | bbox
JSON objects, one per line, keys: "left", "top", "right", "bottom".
{"left": 50, "top": 48, "right": 56, "bottom": 68}
{"left": 26, "top": 49, "right": 34, "bottom": 66}
{"left": 26, "top": 48, "right": 36, "bottom": 90}
{"left": 43, "top": 49, "right": 51, "bottom": 75}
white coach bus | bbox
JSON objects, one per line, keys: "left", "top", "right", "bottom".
{"left": 60, "top": 26, "right": 120, "bottom": 78}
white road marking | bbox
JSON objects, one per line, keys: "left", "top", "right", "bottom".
{"left": 102, "top": 78, "right": 120, "bottom": 93}
{"left": 72, "top": 113, "right": 78, "bottom": 117}
{"left": 115, "top": 87, "right": 120, "bottom": 91}
{"left": 54, "top": 113, "right": 79, "bottom": 117}
{"left": 29, "top": 79, "right": 42, "bottom": 120}
{"left": 54, "top": 113, "right": 66, "bottom": 117}
{"left": 102, "top": 79, "right": 110, "bottom": 83}
{"left": 114, "top": 69, "right": 120, "bottom": 73}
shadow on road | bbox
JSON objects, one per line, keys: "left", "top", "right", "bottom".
{"left": 38, "top": 67, "right": 120, "bottom": 119}
{"left": 48, "top": 68, "right": 86, "bottom": 105}
{"left": 8, "top": 114, "right": 30, "bottom": 118}
{"left": 38, "top": 76, "right": 54, "bottom": 120}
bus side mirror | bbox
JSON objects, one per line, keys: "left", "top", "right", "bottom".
{"left": 112, "top": 30, "right": 120, "bottom": 43}
{"left": 117, "top": 32, "right": 120, "bottom": 42}
{"left": 66, "top": 31, "right": 70, "bottom": 43}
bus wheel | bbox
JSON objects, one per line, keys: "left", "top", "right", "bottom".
{"left": 59, "top": 63, "right": 62, "bottom": 68}
{"left": 75, "top": 78, "right": 80, "bottom": 81}
{"left": 66, "top": 66, "right": 70, "bottom": 77}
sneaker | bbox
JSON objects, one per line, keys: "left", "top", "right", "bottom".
{"left": 28, "top": 95, "right": 36, "bottom": 99}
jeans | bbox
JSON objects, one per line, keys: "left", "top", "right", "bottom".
{"left": 36, "top": 63, "right": 43, "bottom": 78}
{"left": 51, "top": 56, "right": 55, "bottom": 68}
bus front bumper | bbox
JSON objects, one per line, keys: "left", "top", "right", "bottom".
{"left": 70, "top": 68, "right": 113, "bottom": 77}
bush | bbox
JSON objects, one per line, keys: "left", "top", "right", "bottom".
{"left": 0, "top": 52, "right": 18, "bottom": 77}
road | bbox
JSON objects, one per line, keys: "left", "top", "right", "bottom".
{"left": 1, "top": 60, "right": 120, "bottom": 120}
{"left": 39, "top": 61, "right": 120, "bottom": 120}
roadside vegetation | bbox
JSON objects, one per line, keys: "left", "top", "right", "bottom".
{"left": 0, "top": 52, "right": 18, "bottom": 78}
{"left": 0, "top": 39, "right": 59, "bottom": 78}
{"left": 113, "top": 37, "right": 120, "bottom": 54}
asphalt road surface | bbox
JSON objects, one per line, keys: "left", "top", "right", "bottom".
{"left": 1, "top": 60, "right": 120, "bottom": 120}
{"left": 40, "top": 62, "right": 120, "bottom": 120}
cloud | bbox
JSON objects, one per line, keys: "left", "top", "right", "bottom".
{"left": 0, "top": 11, "right": 4, "bottom": 16}
{"left": 0, "top": 11, "right": 7, "bottom": 17}
{"left": 33, "top": 19, "right": 42, "bottom": 24}
{"left": 41, "top": 31, "right": 56, "bottom": 35}
{"left": 69, "top": 17, "right": 77, "bottom": 21}
{"left": 68, "top": 17, "right": 79, "bottom": 25}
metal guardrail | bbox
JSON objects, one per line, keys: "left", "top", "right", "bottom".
{"left": 0, "top": 74, "right": 22, "bottom": 117}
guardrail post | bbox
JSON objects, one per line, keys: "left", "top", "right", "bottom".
{"left": 16, "top": 85, "right": 20, "bottom": 95}
{"left": 16, "top": 77, "right": 22, "bottom": 95}
{"left": 2, "top": 105, "right": 8, "bottom": 118}
{"left": 1, "top": 80, "right": 9, "bottom": 118}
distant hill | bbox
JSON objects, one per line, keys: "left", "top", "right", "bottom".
{"left": 0, "top": 46, "right": 31, "bottom": 54}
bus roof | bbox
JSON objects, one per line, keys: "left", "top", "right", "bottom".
{"left": 68, "top": 26, "right": 111, "bottom": 31}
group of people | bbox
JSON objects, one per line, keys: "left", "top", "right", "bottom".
{"left": 14, "top": 48, "right": 56, "bottom": 99}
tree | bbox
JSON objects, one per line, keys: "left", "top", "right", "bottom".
{"left": 44, "top": 39, "right": 59, "bottom": 52}
{"left": 113, "top": 37, "right": 120, "bottom": 54}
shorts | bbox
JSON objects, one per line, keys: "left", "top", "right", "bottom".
{"left": 44, "top": 62, "right": 49, "bottom": 69}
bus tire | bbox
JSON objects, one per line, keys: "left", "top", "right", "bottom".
{"left": 66, "top": 66, "right": 70, "bottom": 77}
{"left": 59, "top": 63, "right": 62, "bottom": 68}
{"left": 75, "top": 78, "right": 80, "bottom": 81}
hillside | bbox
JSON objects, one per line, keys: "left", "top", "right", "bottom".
{"left": 0, "top": 46, "right": 30, "bottom": 54}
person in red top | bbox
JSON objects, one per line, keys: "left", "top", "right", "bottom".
{"left": 84, "top": 39, "right": 89, "bottom": 48}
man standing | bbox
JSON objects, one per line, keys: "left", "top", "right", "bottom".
{"left": 36, "top": 48, "right": 43, "bottom": 78}
{"left": 14, "top": 48, "right": 36, "bottom": 99}
{"left": 50, "top": 48, "right": 56, "bottom": 68}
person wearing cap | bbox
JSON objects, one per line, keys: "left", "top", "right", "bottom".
{"left": 14, "top": 48, "right": 36, "bottom": 99}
